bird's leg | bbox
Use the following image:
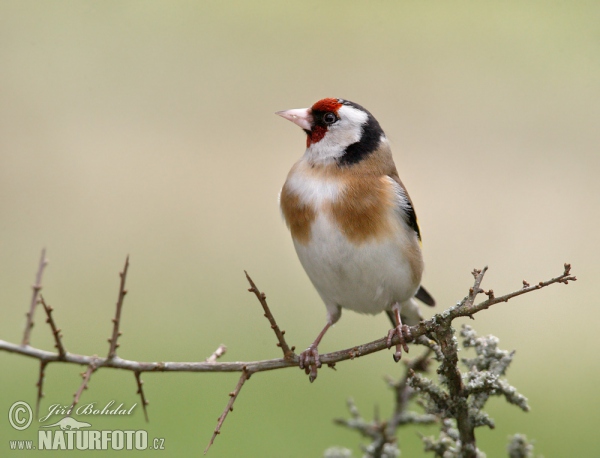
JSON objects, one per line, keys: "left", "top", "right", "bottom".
{"left": 386, "top": 303, "right": 412, "bottom": 362}
{"left": 299, "top": 321, "right": 332, "bottom": 383}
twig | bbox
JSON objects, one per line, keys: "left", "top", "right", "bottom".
{"left": 244, "top": 271, "right": 295, "bottom": 359}
{"left": 456, "top": 263, "right": 576, "bottom": 318}
{"left": 67, "top": 362, "right": 97, "bottom": 416}
{"left": 333, "top": 399, "right": 380, "bottom": 440}
{"left": 0, "top": 264, "right": 576, "bottom": 375}
{"left": 206, "top": 345, "right": 227, "bottom": 363}
{"left": 0, "top": 262, "right": 577, "bottom": 456}
{"left": 22, "top": 248, "right": 48, "bottom": 346}
{"left": 108, "top": 256, "right": 129, "bottom": 359}
{"left": 134, "top": 371, "right": 149, "bottom": 422}
{"left": 204, "top": 367, "right": 253, "bottom": 454}
{"left": 40, "top": 296, "right": 66, "bottom": 358}
{"left": 462, "top": 267, "right": 488, "bottom": 312}
{"left": 35, "top": 361, "right": 48, "bottom": 418}
{"left": 381, "top": 344, "right": 437, "bottom": 437}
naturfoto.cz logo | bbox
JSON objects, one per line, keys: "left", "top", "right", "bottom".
{"left": 8, "top": 401, "right": 166, "bottom": 451}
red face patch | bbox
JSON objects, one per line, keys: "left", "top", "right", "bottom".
{"left": 306, "top": 98, "right": 342, "bottom": 146}
{"left": 311, "top": 98, "right": 342, "bottom": 114}
{"left": 307, "top": 125, "right": 327, "bottom": 147}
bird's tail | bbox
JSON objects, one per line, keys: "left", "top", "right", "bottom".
{"left": 415, "top": 285, "right": 435, "bottom": 306}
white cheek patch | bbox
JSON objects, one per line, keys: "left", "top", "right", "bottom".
{"left": 338, "top": 104, "right": 369, "bottom": 125}
{"left": 305, "top": 105, "right": 369, "bottom": 165}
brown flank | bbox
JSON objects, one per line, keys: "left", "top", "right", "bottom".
{"left": 279, "top": 185, "right": 316, "bottom": 244}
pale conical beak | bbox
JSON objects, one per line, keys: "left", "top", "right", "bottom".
{"left": 275, "top": 108, "right": 313, "bottom": 131}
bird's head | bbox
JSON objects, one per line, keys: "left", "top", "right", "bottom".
{"left": 276, "top": 98, "right": 386, "bottom": 166}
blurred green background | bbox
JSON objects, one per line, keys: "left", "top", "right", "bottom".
{"left": 1, "top": 1, "right": 598, "bottom": 456}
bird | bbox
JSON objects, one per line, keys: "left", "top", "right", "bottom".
{"left": 276, "top": 98, "right": 435, "bottom": 382}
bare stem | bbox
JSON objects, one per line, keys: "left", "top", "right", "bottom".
{"left": 108, "top": 256, "right": 129, "bottom": 359}
{"left": 22, "top": 248, "right": 48, "bottom": 346}
{"left": 134, "top": 371, "right": 149, "bottom": 422}
{"left": 40, "top": 296, "right": 66, "bottom": 358}
{"left": 35, "top": 361, "right": 48, "bottom": 418}
{"left": 206, "top": 345, "right": 227, "bottom": 363}
{"left": 244, "top": 271, "right": 295, "bottom": 359}
{"left": 0, "top": 264, "right": 576, "bottom": 376}
{"left": 0, "top": 261, "right": 577, "bottom": 456}
{"left": 68, "top": 362, "right": 97, "bottom": 416}
{"left": 204, "top": 367, "right": 253, "bottom": 454}
{"left": 456, "top": 263, "right": 576, "bottom": 318}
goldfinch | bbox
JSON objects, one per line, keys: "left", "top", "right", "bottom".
{"left": 277, "top": 98, "right": 434, "bottom": 382}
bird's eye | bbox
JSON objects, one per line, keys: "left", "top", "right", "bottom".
{"left": 323, "top": 112, "right": 337, "bottom": 124}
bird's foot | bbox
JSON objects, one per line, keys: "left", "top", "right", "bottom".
{"left": 386, "top": 324, "right": 412, "bottom": 362}
{"left": 299, "top": 345, "right": 321, "bottom": 383}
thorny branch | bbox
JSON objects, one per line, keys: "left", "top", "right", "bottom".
{"left": 35, "top": 361, "right": 48, "bottom": 418}
{"left": 40, "top": 295, "right": 66, "bottom": 359}
{"left": 134, "top": 371, "right": 149, "bottom": 422}
{"left": 204, "top": 367, "right": 253, "bottom": 454}
{"left": 22, "top": 248, "right": 48, "bottom": 346}
{"left": 1, "top": 255, "right": 576, "bottom": 455}
{"left": 108, "top": 256, "right": 129, "bottom": 359}
{"left": 244, "top": 271, "right": 294, "bottom": 359}
{"left": 68, "top": 362, "right": 98, "bottom": 416}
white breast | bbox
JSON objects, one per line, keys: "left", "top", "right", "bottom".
{"left": 293, "top": 211, "right": 419, "bottom": 315}
{"left": 282, "top": 164, "right": 343, "bottom": 207}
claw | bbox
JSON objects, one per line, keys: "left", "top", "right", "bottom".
{"left": 299, "top": 345, "right": 320, "bottom": 382}
{"left": 387, "top": 324, "right": 412, "bottom": 362}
